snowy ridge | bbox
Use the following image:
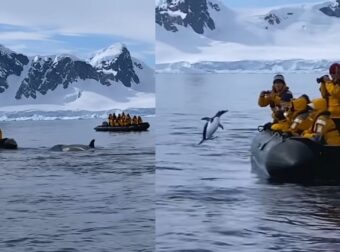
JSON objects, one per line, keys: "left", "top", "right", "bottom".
{"left": 0, "top": 108, "right": 155, "bottom": 122}
{"left": 156, "top": 0, "right": 340, "bottom": 66}
{"left": 156, "top": 59, "right": 339, "bottom": 73}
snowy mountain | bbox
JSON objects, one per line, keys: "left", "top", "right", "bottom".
{"left": 156, "top": 0, "right": 340, "bottom": 70}
{"left": 0, "top": 44, "right": 154, "bottom": 110}
{"left": 156, "top": 0, "right": 216, "bottom": 34}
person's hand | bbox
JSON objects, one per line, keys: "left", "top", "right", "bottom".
{"left": 316, "top": 75, "right": 330, "bottom": 84}
{"left": 260, "top": 90, "right": 271, "bottom": 97}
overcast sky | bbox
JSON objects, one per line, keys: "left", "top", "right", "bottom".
{"left": 0, "top": 0, "right": 155, "bottom": 65}
{"left": 222, "top": 0, "right": 325, "bottom": 9}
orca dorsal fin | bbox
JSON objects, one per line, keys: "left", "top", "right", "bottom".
{"left": 89, "top": 139, "right": 95, "bottom": 148}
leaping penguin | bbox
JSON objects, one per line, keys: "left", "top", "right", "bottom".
{"left": 198, "top": 110, "right": 228, "bottom": 145}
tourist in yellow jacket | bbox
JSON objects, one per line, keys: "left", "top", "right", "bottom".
{"left": 303, "top": 98, "right": 340, "bottom": 145}
{"left": 132, "top": 115, "right": 138, "bottom": 125}
{"left": 137, "top": 116, "right": 143, "bottom": 124}
{"left": 319, "top": 63, "right": 340, "bottom": 118}
{"left": 108, "top": 114, "right": 113, "bottom": 126}
{"left": 272, "top": 95, "right": 311, "bottom": 133}
{"left": 258, "top": 74, "right": 293, "bottom": 123}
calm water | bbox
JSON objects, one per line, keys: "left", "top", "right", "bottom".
{"left": 156, "top": 73, "right": 340, "bottom": 252}
{"left": 0, "top": 118, "right": 154, "bottom": 252}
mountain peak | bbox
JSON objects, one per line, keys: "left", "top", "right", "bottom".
{"left": 89, "top": 43, "right": 127, "bottom": 67}
{"left": 156, "top": 0, "right": 217, "bottom": 34}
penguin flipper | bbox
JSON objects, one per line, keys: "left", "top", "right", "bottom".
{"left": 214, "top": 110, "right": 229, "bottom": 118}
{"left": 218, "top": 123, "right": 224, "bottom": 130}
{"left": 201, "top": 117, "right": 211, "bottom": 121}
{"left": 199, "top": 122, "right": 208, "bottom": 145}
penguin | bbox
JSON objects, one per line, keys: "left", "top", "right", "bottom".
{"left": 198, "top": 110, "right": 228, "bottom": 145}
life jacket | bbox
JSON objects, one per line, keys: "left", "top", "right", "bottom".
{"left": 289, "top": 111, "right": 311, "bottom": 135}
{"left": 304, "top": 110, "right": 340, "bottom": 145}
{"left": 271, "top": 95, "right": 309, "bottom": 133}
{"left": 286, "top": 96, "right": 311, "bottom": 134}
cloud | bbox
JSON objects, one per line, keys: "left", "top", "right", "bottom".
{"left": 0, "top": 0, "right": 155, "bottom": 43}
{"left": 0, "top": 31, "right": 51, "bottom": 41}
{"left": 131, "top": 50, "right": 155, "bottom": 61}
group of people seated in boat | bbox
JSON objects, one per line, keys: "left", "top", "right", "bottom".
{"left": 258, "top": 63, "right": 340, "bottom": 145}
{"left": 107, "top": 112, "right": 143, "bottom": 127}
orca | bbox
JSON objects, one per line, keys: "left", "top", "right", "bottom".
{"left": 50, "top": 139, "right": 95, "bottom": 152}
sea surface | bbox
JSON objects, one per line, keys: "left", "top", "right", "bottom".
{"left": 0, "top": 117, "right": 155, "bottom": 252}
{"left": 156, "top": 73, "right": 340, "bottom": 252}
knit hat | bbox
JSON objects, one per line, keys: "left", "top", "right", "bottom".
{"left": 329, "top": 63, "right": 340, "bottom": 75}
{"left": 273, "top": 74, "right": 285, "bottom": 84}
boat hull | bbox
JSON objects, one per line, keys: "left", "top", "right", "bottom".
{"left": 94, "top": 122, "right": 150, "bottom": 132}
{"left": 251, "top": 129, "right": 340, "bottom": 182}
{"left": 0, "top": 138, "right": 18, "bottom": 149}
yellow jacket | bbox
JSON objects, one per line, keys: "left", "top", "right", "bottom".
{"left": 137, "top": 116, "right": 143, "bottom": 124}
{"left": 258, "top": 86, "right": 293, "bottom": 122}
{"left": 320, "top": 80, "right": 340, "bottom": 117}
{"left": 271, "top": 95, "right": 309, "bottom": 133}
{"left": 303, "top": 111, "right": 340, "bottom": 145}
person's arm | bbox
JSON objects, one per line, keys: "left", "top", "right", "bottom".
{"left": 325, "top": 81, "right": 340, "bottom": 99}
{"left": 320, "top": 82, "right": 328, "bottom": 99}
{"left": 258, "top": 91, "right": 270, "bottom": 107}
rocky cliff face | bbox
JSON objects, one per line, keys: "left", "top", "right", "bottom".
{"left": 0, "top": 46, "right": 29, "bottom": 93}
{"left": 319, "top": 0, "right": 340, "bottom": 17}
{"left": 156, "top": 0, "right": 217, "bottom": 34}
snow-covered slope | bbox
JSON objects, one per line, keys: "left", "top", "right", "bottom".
{"left": 0, "top": 44, "right": 154, "bottom": 110}
{"left": 156, "top": 0, "right": 340, "bottom": 69}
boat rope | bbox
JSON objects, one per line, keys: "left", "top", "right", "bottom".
{"left": 258, "top": 122, "right": 272, "bottom": 132}
{"left": 259, "top": 132, "right": 280, "bottom": 150}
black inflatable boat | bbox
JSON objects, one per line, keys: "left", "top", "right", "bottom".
{"left": 94, "top": 122, "right": 150, "bottom": 132}
{"left": 0, "top": 138, "right": 18, "bottom": 149}
{"left": 251, "top": 126, "right": 340, "bottom": 182}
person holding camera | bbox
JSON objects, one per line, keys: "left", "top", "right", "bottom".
{"left": 318, "top": 63, "right": 340, "bottom": 118}
{"left": 258, "top": 74, "right": 293, "bottom": 127}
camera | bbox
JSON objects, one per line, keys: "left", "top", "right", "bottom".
{"left": 316, "top": 75, "right": 330, "bottom": 84}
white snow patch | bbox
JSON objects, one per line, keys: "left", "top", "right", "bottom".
{"left": 100, "top": 69, "right": 118, "bottom": 76}
{"left": 89, "top": 43, "right": 123, "bottom": 67}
